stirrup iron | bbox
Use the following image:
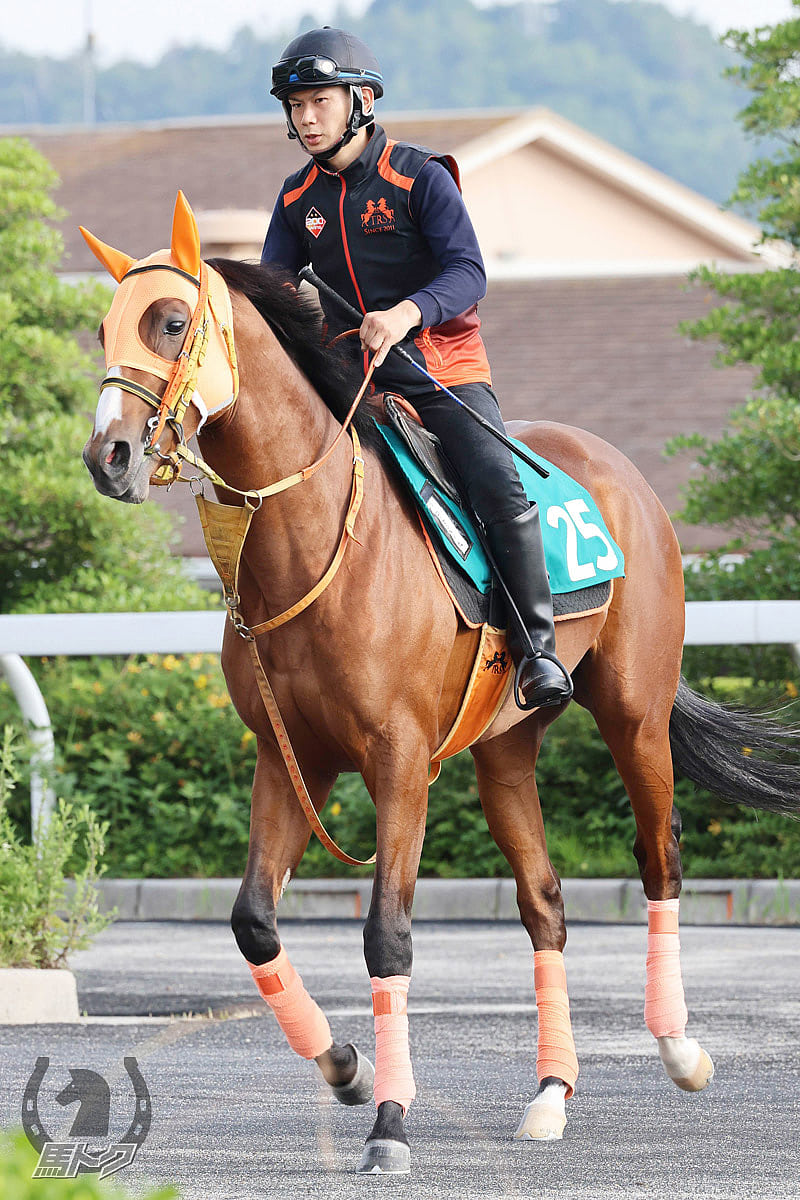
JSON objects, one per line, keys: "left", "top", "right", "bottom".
{"left": 513, "top": 648, "right": 573, "bottom": 712}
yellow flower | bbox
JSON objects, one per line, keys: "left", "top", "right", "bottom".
{"left": 91, "top": 681, "right": 104, "bottom": 695}
{"left": 329, "top": 801, "right": 342, "bottom": 817}
{"left": 708, "top": 819, "right": 723, "bottom": 836}
{"left": 195, "top": 674, "right": 208, "bottom": 690}
{"left": 140, "top": 687, "right": 150, "bottom": 698}
{"left": 127, "top": 730, "right": 143, "bottom": 744}
{"left": 189, "top": 654, "right": 203, "bottom": 671}
{"left": 785, "top": 681, "right": 798, "bottom": 699}
{"left": 151, "top": 711, "right": 166, "bottom": 724}
{"left": 162, "top": 654, "right": 180, "bottom": 672}
{"left": 126, "top": 662, "right": 142, "bottom": 674}
{"left": 72, "top": 742, "right": 84, "bottom": 753}
{"left": 208, "top": 692, "right": 230, "bottom": 708}
{"left": 742, "top": 746, "right": 752, "bottom": 757}
{"left": 240, "top": 729, "right": 255, "bottom": 748}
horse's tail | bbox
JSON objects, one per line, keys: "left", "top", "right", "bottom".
{"left": 669, "top": 676, "right": 800, "bottom": 817}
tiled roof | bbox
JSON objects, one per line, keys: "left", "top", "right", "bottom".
{"left": 151, "top": 274, "right": 751, "bottom": 558}
{"left": 480, "top": 275, "right": 753, "bottom": 552}
{"left": 26, "top": 111, "right": 509, "bottom": 271}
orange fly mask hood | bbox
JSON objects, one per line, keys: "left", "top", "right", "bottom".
{"left": 80, "top": 192, "right": 239, "bottom": 435}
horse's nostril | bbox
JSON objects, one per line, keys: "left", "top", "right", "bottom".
{"left": 103, "top": 440, "right": 131, "bottom": 475}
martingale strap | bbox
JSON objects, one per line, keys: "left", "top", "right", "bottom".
{"left": 246, "top": 638, "right": 376, "bottom": 867}
{"left": 195, "top": 426, "right": 374, "bottom": 867}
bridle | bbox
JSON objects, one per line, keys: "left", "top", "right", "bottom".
{"left": 100, "top": 258, "right": 373, "bottom": 507}
{"left": 99, "top": 259, "right": 238, "bottom": 487}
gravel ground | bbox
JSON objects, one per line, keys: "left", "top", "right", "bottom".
{"left": 2, "top": 919, "right": 799, "bottom": 1199}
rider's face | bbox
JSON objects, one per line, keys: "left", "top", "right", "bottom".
{"left": 286, "top": 86, "right": 351, "bottom": 154}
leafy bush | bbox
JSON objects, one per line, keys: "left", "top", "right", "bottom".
{"left": 0, "top": 726, "right": 113, "bottom": 968}
{"left": 0, "top": 1128, "right": 178, "bottom": 1199}
{"left": 3, "top": 656, "right": 800, "bottom": 880}
{"left": 0, "top": 136, "right": 213, "bottom": 615}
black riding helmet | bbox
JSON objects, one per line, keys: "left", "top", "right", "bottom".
{"left": 270, "top": 27, "right": 384, "bottom": 162}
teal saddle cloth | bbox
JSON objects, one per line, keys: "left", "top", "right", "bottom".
{"left": 374, "top": 421, "right": 625, "bottom": 606}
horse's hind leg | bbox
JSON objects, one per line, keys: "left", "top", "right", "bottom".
{"left": 230, "top": 739, "right": 374, "bottom": 1105}
{"left": 572, "top": 655, "right": 714, "bottom": 1093}
{"left": 471, "top": 714, "right": 579, "bottom": 1141}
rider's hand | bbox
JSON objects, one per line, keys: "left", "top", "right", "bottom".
{"left": 359, "top": 301, "right": 422, "bottom": 367}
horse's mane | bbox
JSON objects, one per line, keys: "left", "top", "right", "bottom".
{"left": 206, "top": 258, "right": 384, "bottom": 453}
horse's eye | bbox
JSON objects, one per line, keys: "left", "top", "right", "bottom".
{"left": 165, "top": 319, "right": 186, "bottom": 336}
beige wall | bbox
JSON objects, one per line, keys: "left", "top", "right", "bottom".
{"left": 196, "top": 210, "right": 268, "bottom": 261}
{"left": 462, "top": 143, "right": 752, "bottom": 266}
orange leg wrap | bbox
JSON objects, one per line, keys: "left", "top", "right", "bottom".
{"left": 371, "top": 975, "right": 416, "bottom": 1113}
{"left": 248, "top": 946, "right": 333, "bottom": 1060}
{"left": 644, "top": 898, "right": 688, "bottom": 1038}
{"left": 534, "top": 950, "right": 579, "bottom": 1098}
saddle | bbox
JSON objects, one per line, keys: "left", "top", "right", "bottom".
{"left": 378, "top": 393, "right": 462, "bottom": 506}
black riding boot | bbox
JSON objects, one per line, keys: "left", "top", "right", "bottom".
{"left": 485, "top": 505, "right": 573, "bottom": 711}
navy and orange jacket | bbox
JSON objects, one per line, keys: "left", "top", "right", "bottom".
{"left": 261, "top": 124, "right": 492, "bottom": 398}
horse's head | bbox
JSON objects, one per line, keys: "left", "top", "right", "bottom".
{"left": 80, "top": 192, "right": 238, "bottom": 502}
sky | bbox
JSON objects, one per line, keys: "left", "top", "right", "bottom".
{"left": 0, "top": 0, "right": 796, "bottom": 66}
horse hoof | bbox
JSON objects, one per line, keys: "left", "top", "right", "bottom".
{"left": 673, "top": 1046, "right": 715, "bottom": 1092}
{"left": 513, "top": 1101, "right": 567, "bottom": 1141}
{"left": 332, "top": 1044, "right": 375, "bottom": 1106}
{"left": 658, "top": 1035, "right": 715, "bottom": 1092}
{"left": 356, "top": 1138, "right": 411, "bottom": 1175}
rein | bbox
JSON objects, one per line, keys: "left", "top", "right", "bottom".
{"left": 107, "top": 261, "right": 377, "bottom": 866}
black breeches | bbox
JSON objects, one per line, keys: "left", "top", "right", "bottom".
{"left": 412, "top": 382, "right": 529, "bottom": 526}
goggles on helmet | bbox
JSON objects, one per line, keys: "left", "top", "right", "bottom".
{"left": 271, "top": 55, "right": 382, "bottom": 97}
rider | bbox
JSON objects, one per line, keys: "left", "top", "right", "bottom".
{"left": 263, "top": 26, "right": 571, "bottom": 709}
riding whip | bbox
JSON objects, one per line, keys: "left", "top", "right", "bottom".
{"left": 297, "top": 265, "right": 549, "bottom": 480}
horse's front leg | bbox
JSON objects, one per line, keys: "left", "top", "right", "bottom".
{"left": 230, "top": 737, "right": 374, "bottom": 1105}
{"left": 356, "top": 737, "right": 430, "bottom": 1176}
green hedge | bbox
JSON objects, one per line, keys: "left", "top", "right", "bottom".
{"left": 3, "top": 654, "right": 800, "bottom": 880}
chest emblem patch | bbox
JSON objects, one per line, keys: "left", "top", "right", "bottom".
{"left": 305, "top": 207, "right": 326, "bottom": 239}
{"left": 361, "top": 197, "right": 396, "bottom": 234}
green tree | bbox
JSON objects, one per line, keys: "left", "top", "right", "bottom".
{"left": 668, "top": 4, "right": 800, "bottom": 618}
{"left": 0, "top": 136, "right": 212, "bottom": 613}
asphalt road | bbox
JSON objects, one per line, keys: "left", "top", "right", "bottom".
{"left": 2, "top": 920, "right": 800, "bottom": 1200}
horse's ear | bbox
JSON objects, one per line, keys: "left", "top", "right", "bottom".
{"left": 79, "top": 227, "right": 135, "bottom": 283}
{"left": 170, "top": 191, "right": 201, "bottom": 277}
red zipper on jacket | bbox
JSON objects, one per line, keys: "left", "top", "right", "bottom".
{"left": 339, "top": 176, "right": 367, "bottom": 315}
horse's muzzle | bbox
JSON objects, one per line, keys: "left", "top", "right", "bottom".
{"left": 82, "top": 435, "right": 149, "bottom": 503}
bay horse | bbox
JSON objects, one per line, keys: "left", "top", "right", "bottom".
{"left": 80, "top": 196, "right": 800, "bottom": 1175}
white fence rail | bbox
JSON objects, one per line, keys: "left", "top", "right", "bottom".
{"left": 3, "top": 601, "right": 800, "bottom": 657}
{"left": 2, "top": 602, "right": 800, "bottom": 837}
